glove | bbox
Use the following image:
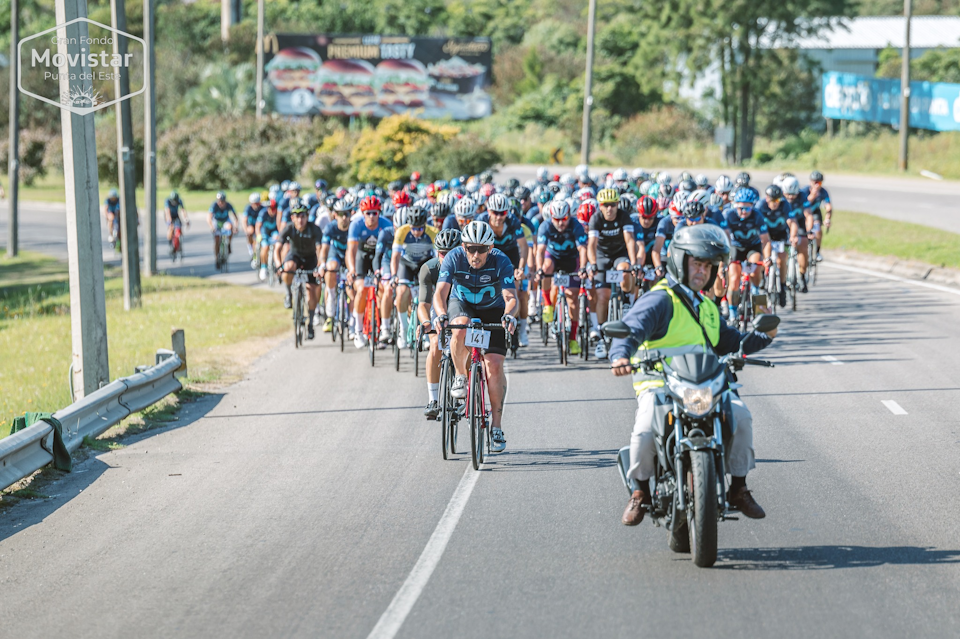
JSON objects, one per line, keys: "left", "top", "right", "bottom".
{"left": 433, "top": 313, "right": 448, "bottom": 333}
{"left": 502, "top": 314, "right": 517, "bottom": 333}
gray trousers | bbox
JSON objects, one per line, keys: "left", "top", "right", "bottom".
{"left": 627, "top": 390, "right": 756, "bottom": 481}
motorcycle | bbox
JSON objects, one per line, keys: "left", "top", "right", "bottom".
{"left": 603, "top": 313, "right": 780, "bottom": 567}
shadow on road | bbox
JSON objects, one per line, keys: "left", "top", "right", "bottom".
{"left": 714, "top": 545, "right": 960, "bottom": 570}
{"left": 484, "top": 447, "right": 617, "bottom": 472}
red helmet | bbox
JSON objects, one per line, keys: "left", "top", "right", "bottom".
{"left": 359, "top": 195, "right": 382, "bottom": 212}
{"left": 268, "top": 198, "right": 277, "bottom": 209}
{"left": 637, "top": 195, "right": 659, "bottom": 219}
{"left": 480, "top": 183, "right": 496, "bottom": 197}
{"left": 410, "top": 171, "right": 421, "bottom": 182}
{"left": 577, "top": 201, "right": 597, "bottom": 225}
{"left": 335, "top": 187, "right": 348, "bottom": 198}
{"left": 393, "top": 190, "right": 412, "bottom": 207}
{"left": 425, "top": 183, "right": 437, "bottom": 198}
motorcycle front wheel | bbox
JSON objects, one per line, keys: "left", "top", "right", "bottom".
{"left": 688, "top": 451, "right": 718, "bottom": 567}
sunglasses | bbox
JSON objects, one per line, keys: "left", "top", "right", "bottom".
{"left": 489, "top": 210, "right": 507, "bottom": 216}
{"left": 364, "top": 211, "right": 380, "bottom": 216}
{"left": 686, "top": 216, "right": 704, "bottom": 223}
{"left": 410, "top": 226, "right": 425, "bottom": 232}
{"left": 464, "top": 245, "right": 490, "bottom": 254}
{"left": 291, "top": 212, "right": 307, "bottom": 218}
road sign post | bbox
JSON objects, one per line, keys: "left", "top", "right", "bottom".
{"left": 256, "top": 0, "right": 264, "bottom": 120}
{"left": 580, "top": 0, "right": 597, "bottom": 165}
{"left": 143, "top": 0, "right": 157, "bottom": 276}
{"left": 898, "top": 0, "right": 912, "bottom": 172}
{"left": 7, "top": 0, "right": 20, "bottom": 258}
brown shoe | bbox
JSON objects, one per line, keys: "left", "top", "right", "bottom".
{"left": 728, "top": 486, "right": 766, "bottom": 519}
{"left": 621, "top": 489, "right": 649, "bottom": 526}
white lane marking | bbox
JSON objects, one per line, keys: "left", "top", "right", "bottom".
{"left": 822, "top": 355, "right": 843, "bottom": 365}
{"left": 366, "top": 465, "right": 480, "bottom": 639}
{"left": 881, "top": 400, "right": 908, "bottom": 415}
{"left": 822, "top": 262, "right": 960, "bottom": 298}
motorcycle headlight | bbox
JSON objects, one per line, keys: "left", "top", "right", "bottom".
{"left": 682, "top": 386, "right": 714, "bottom": 417}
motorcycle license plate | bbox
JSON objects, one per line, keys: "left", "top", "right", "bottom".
{"left": 363, "top": 276, "right": 376, "bottom": 287}
{"left": 553, "top": 274, "right": 571, "bottom": 287}
{"left": 604, "top": 270, "right": 625, "bottom": 284}
{"left": 771, "top": 241, "right": 785, "bottom": 254}
{"left": 464, "top": 328, "right": 491, "bottom": 350}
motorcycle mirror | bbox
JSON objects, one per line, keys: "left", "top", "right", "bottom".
{"left": 750, "top": 314, "right": 781, "bottom": 333}
{"left": 601, "top": 320, "right": 631, "bottom": 340}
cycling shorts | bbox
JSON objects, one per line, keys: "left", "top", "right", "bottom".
{"left": 594, "top": 254, "right": 630, "bottom": 289}
{"left": 544, "top": 253, "right": 581, "bottom": 288}
{"left": 731, "top": 246, "right": 762, "bottom": 264}
{"left": 356, "top": 251, "right": 377, "bottom": 277}
{"left": 447, "top": 298, "right": 507, "bottom": 356}
{"left": 284, "top": 254, "right": 319, "bottom": 284}
{"left": 396, "top": 261, "right": 422, "bottom": 283}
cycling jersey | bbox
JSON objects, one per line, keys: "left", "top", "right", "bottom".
{"left": 631, "top": 214, "right": 659, "bottom": 258}
{"left": 322, "top": 220, "right": 349, "bottom": 263}
{"left": 799, "top": 186, "right": 831, "bottom": 216}
{"left": 278, "top": 223, "right": 323, "bottom": 261}
{"left": 438, "top": 246, "right": 516, "bottom": 311}
{"left": 441, "top": 215, "right": 462, "bottom": 231}
{"left": 655, "top": 216, "right": 681, "bottom": 257}
{"left": 477, "top": 212, "right": 525, "bottom": 267}
{"left": 418, "top": 256, "right": 441, "bottom": 309}
{"left": 393, "top": 224, "right": 438, "bottom": 268}
{"left": 374, "top": 227, "right": 394, "bottom": 275}
{"left": 537, "top": 219, "right": 587, "bottom": 260}
{"left": 104, "top": 197, "right": 120, "bottom": 215}
{"left": 722, "top": 208, "right": 768, "bottom": 251}
{"left": 165, "top": 197, "right": 182, "bottom": 221}
{"left": 349, "top": 217, "right": 393, "bottom": 254}
{"left": 753, "top": 199, "right": 796, "bottom": 241}
{"left": 588, "top": 209, "right": 635, "bottom": 258}
{"left": 243, "top": 203, "right": 263, "bottom": 225}
{"left": 210, "top": 201, "right": 235, "bottom": 223}
{"left": 257, "top": 210, "right": 279, "bottom": 242}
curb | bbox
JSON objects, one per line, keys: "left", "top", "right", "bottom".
{"left": 823, "top": 250, "right": 960, "bottom": 288}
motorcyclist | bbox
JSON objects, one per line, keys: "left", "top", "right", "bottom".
{"left": 608, "top": 224, "right": 777, "bottom": 525}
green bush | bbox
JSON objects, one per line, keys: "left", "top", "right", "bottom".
{"left": 612, "top": 106, "right": 708, "bottom": 163}
{"left": 406, "top": 132, "right": 502, "bottom": 182}
{"left": 300, "top": 129, "right": 361, "bottom": 186}
{"left": 349, "top": 115, "right": 459, "bottom": 184}
{"left": 0, "top": 129, "right": 54, "bottom": 186}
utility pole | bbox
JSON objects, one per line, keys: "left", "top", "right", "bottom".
{"left": 111, "top": 0, "right": 141, "bottom": 309}
{"left": 580, "top": 0, "right": 597, "bottom": 165}
{"left": 143, "top": 0, "right": 157, "bottom": 276}
{"left": 898, "top": 0, "right": 912, "bottom": 172}
{"left": 7, "top": 0, "right": 20, "bottom": 258}
{"left": 256, "top": 0, "right": 265, "bottom": 120}
{"left": 56, "top": 0, "right": 110, "bottom": 398}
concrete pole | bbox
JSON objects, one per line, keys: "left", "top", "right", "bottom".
{"left": 111, "top": 0, "right": 141, "bottom": 309}
{"left": 7, "top": 0, "right": 20, "bottom": 258}
{"left": 56, "top": 0, "right": 110, "bottom": 398}
{"left": 898, "top": 0, "right": 911, "bottom": 172}
{"left": 580, "top": 0, "right": 597, "bottom": 165}
{"left": 143, "top": 0, "right": 157, "bottom": 275}
{"left": 256, "top": 0, "right": 264, "bottom": 120}
{"left": 221, "top": 0, "right": 231, "bottom": 42}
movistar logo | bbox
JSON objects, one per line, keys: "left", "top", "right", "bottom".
{"left": 504, "top": 276, "right": 515, "bottom": 284}
{"left": 550, "top": 240, "right": 575, "bottom": 252}
{"left": 440, "top": 270, "right": 450, "bottom": 278}
{"left": 455, "top": 284, "right": 496, "bottom": 304}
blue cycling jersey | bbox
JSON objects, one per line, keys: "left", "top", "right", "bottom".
{"left": 476, "top": 212, "right": 525, "bottom": 251}
{"left": 348, "top": 217, "right": 393, "bottom": 254}
{"left": 322, "top": 220, "right": 349, "bottom": 262}
{"left": 375, "top": 228, "right": 394, "bottom": 272}
{"left": 210, "top": 201, "right": 235, "bottom": 223}
{"left": 438, "top": 246, "right": 516, "bottom": 310}
{"left": 104, "top": 197, "right": 120, "bottom": 214}
{"left": 256, "top": 210, "right": 279, "bottom": 239}
{"left": 722, "top": 208, "right": 768, "bottom": 249}
{"left": 630, "top": 214, "right": 659, "bottom": 256}
{"left": 441, "top": 215, "right": 462, "bottom": 231}
{"left": 164, "top": 197, "right": 182, "bottom": 220}
{"left": 798, "top": 186, "right": 831, "bottom": 215}
{"left": 753, "top": 200, "right": 796, "bottom": 240}
{"left": 243, "top": 203, "right": 263, "bottom": 223}
{"left": 537, "top": 219, "right": 587, "bottom": 259}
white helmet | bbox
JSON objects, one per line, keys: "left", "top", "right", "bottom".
{"left": 715, "top": 175, "right": 734, "bottom": 193}
{"left": 631, "top": 168, "right": 649, "bottom": 182}
{"left": 574, "top": 164, "right": 589, "bottom": 178}
{"left": 694, "top": 174, "right": 709, "bottom": 188}
{"left": 781, "top": 176, "right": 801, "bottom": 196}
{"left": 249, "top": 192, "right": 261, "bottom": 204}
{"left": 382, "top": 200, "right": 395, "bottom": 219}
{"left": 536, "top": 166, "right": 550, "bottom": 182}
{"left": 638, "top": 180, "right": 652, "bottom": 193}
{"left": 487, "top": 192, "right": 509, "bottom": 212}
{"left": 559, "top": 172, "right": 576, "bottom": 186}
{"left": 612, "top": 168, "right": 629, "bottom": 182}
{"left": 550, "top": 200, "right": 572, "bottom": 219}
{"left": 454, "top": 196, "right": 477, "bottom": 219}
{"left": 461, "top": 220, "right": 495, "bottom": 246}
{"left": 688, "top": 189, "right": 712, "bottom": 206}
{"left": 394, "top": 206, "right": 410, "bottom": 227}
{"left": 657, "top": 172, "right": 672, "bottom": 185}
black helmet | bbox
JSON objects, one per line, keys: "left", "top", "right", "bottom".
{"left": 289, "top": 197, "right": 308, "bottom": 215}
{"left": 666, "top": 224, "right": 730, "bottom": 290}
{"left": 388, "top": 180, "right": 403, "bottom": 192}
{"left": 435, "top": 228, "right": 461, "bottom": 252}
{"left": 683, "top": 200, "right": 706, "bottom": 220}
{"left": 765, "top": 184, "right": 783, "bottom": 200}
{"left": 810, "top": 170, "right": 824, "bottom": 182}
{"left": 506, "top": 178, "right": 520, "bottom": 191}
{"left": 433, "top": 200, "right": 451, "bottom": 219}
{"left": 408, "top": 206, "right": 428, "bottom": 227}
{"left": 679, "top": 178, "right": 696, "bottom": 193}
{"left": 514, "top": 186, "right": 531, "bottom": 200}
{"left": 480, "top": 171, "right": 494, "bottom": 184}
{"left": 735, "top": 171, "right": 751, "bottom": 187}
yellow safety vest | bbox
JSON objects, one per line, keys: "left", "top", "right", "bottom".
{"left": 630, "top": 280, "right": 720, "bottom": 394}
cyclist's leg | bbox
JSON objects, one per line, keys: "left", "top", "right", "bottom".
{"left": 746, "top": 251, "right": 764, "bottom": 288}
{"left": 777, "top": 245, "right": 788, "bottom": 283}
{"left": 224, "top": 221, "right": 234, "bottom": 252}
{"left": 478, "top": 306, "right": 509, "bottom": 430}
{"left": 447, "top": 298, "right": 473, "bottom": 383}
{"left": 540, "top": 253, "right": 557, "bottom": 310}
{"left": 728, "top": 254, "right": 744, "bottom": 307}
{"left": 324, "top": 259, "right": 340, "bottom": 317}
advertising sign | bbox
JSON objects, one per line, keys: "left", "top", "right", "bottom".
{"left": 262, "top": 34, "right": 492, "bottom": 120}
{"left": 822, "top": 71, "right": 960, "bottom": 132}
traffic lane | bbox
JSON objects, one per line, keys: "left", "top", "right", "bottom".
{"left": 0, "top": 335, "right": 467, "bottom": 638}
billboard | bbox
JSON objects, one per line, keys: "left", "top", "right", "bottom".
{"left": 822, "top": 71, "right": 960, "bottom": 132}
{"left": 262, "top": 34, "right": 492, "bottom": 120}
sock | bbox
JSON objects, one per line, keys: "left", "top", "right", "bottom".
{"left": 519, "top": 318, "right": 527, "bottom": 331}
{"left": 325, "top": 289, "right": 335, "bottom": 316}
{"left": 353, "top": 312, "right": 363, "bottom": 332}
{"left": 284, "top": 283, "right": 292, "bottom": 296}
{"left": 590, "top": 311, "right": 598, "bottom": 328}
{"left": 428, "top": 383, "right": 439, "bottom": 402}
{"left": 542, "top": 289, "right": 551, "bottom": 306}
{"left": 308, "top": 309, "right": 316, "bottom": 324}
{"left": 399, "top": 311, "right": 410, "bottom": 336}
{"left": 730, "top": 476, "right": 746, "bottom": 492}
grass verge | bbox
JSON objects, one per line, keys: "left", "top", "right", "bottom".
{"left": 1, "top": 251, "right": 289, "bottom": 434}
{"left": 822, "top": 210, "right": 960, "bottom": 270}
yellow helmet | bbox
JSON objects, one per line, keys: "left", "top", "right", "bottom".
{"left": 597, "top": 188, "right": 620, "bottom": 204}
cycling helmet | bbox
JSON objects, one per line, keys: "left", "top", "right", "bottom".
{"left": 637, "top": 195, "right": 659, "bottom": 219}
{"left": 734, "top": 171, "right": 751, "bottom": 187}
{"left": 514, "top": 186, "right": 531, "bottom": 201}
{"left": 666, "top": 224, "right": 730, "bottom": 289}
{"left": 425, "top": 183, "right": 438, "bottom": 198}
{"left": 433, "top": 200, "right": 451, "bottom": 220}
{"left": 473, "top": 192, "right": 488, "bottom": 208}
{"left": 268, "top": 198, "right": 277, "bottom": 208}
{"left": 169, "top": 190, "right": 180, "bottom": 201}
{"left": 765, "top": 185, "right": 783, "bottom": 201}
{"left": 596, "top": 188, "right": 620, "bottom": 205}
{"left": 638, "top": 180, "right": 652, "bottom": 194}
{"left": 479, "top": 183, "right": 495, "bottom": 198}
{"left": 394, "top": 206, "right": 410, "bottom": 227}
{"left": 381, "top": 200, "right": 395, "bottom": 219}
{"left": 410, "top": 171, "right": 421, "bottom": 182}
{"left": 435, "top": 228, "right": 461, "bottom": 252}
{"left": 107, "top": 188, "right": 119, "bottom": 198}
{"left": 781, "top": 176, "right": 801, "bottom": 196}
{"left": 487, "top": 193, "right": 509, "bottom": 213}
{"left": 612, "top": 168, "right": 629, "bottom": 182}
{"left": 461, "top": 220, "right": 495, "bottom": 246}
{"left": 694, "top": 174, "right": 709, "bottom": 188}
{"left": 619, "top": 193, "right": 637, "bottom": 214}
{"left": 715, "top": 175, "right": 734, "bottom": 194}
{"left": 657, "top": 172, "right": 672, "bottom": 185}
{"left": 559, "top": 173, "right": 577, "bottom": 186}
{"left": 709, "top": 192, "right": 725, "bottom": 209}
{"left": 450, "top": 177, "right": 462, "bottom": 189}
{"left": 465, "top": 180, "right": 480, "bottom": 194}
{"left": 678, "top": 179, "right": 696, "bottom": 194}
{"left": 550, "top": 200, "right": 572, "bottom": 220}
{"left": 506, "top": 178, "right": 520, "bottom": 191}
{"left": 575, "top": 164, "right": 589, "bottom": 179}
{"left": 577, "top": 201, "right": 597, "bottom": 225}
{"left": 732, "top": 187, "right": 758, "bottom": 204}
{"left": 289, "top": 181, "right": 301, "bottom": 191}
{"left": 359, "top": 195, "right": 382, "bottom": 212}
{"left": 680, "top": 171, "right": 693, "bottom": 182}
{"left": 393, "top": 190, "right": 412, "bottom": 207}
{"left": 215, "top": 191, "right": 225, "bottom": 201}
{"left": 547, "top": 181, "right": 561, "bottom": 194}
{"left": 688, "top": 189, "right": 712, "bottom": 206}
{"left": 810, "top": 170, "right": 824, "bottom": 182}
{"left": 413, "top": 198, "right": 433, "bottom": 217}
{"left": 658, "top": 183, "right": 674, "bottom": 199}
{"left": 536, "top": 191, "right": 551, "bottom": 205}
{"left": 454, "top": 197, "right": 478, "bottom": 219}
{"left": 631, "top": 168, "right": 649, "bottom": 183}
{"left": 315, "top": 179, "right": 328, "bottom": 191}
{"left": 335, "top": 187, "right": 348, "bottom": 198}
{"left": 305, "top": 193, "right": 319, "bottom": 207}
{"left": 289, "top": 197, "right": 308, "bottom": 215}
{"left": 280, "top": 180, "right": 291, "bottom": 192}
{"left": 480, "top": 171, "right": 494, "bottom": 184}
{"left": 434, "top": 179, "right": 449, "bottom": 191}
{"left": 408, "top": 207, "right": 428, "bottom": 227}
{"left": 388, "top": 180, "right": 403, "bottom": 193}
{"left": 683, "top": 200, "right": 706, "bottom": 220}
{"left": 536, "top": 166, "right": 550, "bottom": 182}
{"left": 670, "top": 192, "right": 687, "bottom": 216}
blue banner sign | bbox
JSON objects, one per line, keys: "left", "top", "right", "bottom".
{"left": 822, "top": 72, "right": 960, "bottom": 132}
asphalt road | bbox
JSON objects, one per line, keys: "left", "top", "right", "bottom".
{"left": 1, "top": 264, "right": 959, "bottom": 638}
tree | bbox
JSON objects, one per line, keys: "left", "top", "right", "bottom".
{"left": 877, "top": 46, "right": 960, "bottom": 84}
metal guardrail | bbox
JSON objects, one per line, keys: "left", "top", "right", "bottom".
{"left": 0, "top": 351, "right": 183, "bottom": 492}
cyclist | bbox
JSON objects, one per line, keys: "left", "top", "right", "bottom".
{"left": 164, "top": 190, "right": 188, "bottom": 246}
{"left": 781, "top": 176, "right": 810, "bottom": 291}
{"left": 347, "top": 195, "right": 393, "bottom": 349}
{"left": 433, "top": 221, "right": 518, "bottom": 452}
{"left": 243, "top": 193, "right": 264, "bottom": 262}
{"left": 419, "top": 228, "right": 461, "bottom": 419}
{"left": 255, "top": 199, "right": 280, "bottom": 282}
{"left": 208, "top": 192, "right": 238, "bottom": 260}
{"left": 443, "top": 195, "right": 478, "bottom": 231}
{"left": 391, "top": 204, "right": 438, "bottom": 349}
{"left": 374, "top": 208, "right": 399, "bottom": 345}
{"left": 754, "top": 184, "right": 797, "bottom": 307}
{"left": 632, "top": 195, "right": 661, "bottom": 288}
{"left": 722, "top": 188, "right": 772, "bottom": 323}
{"left": 800, "top": 170, "right": 832, "bottom": 263}
{"left": 652, "top": 194, "right": 685, "bottom": 271}
{"left": 319, "top": 199, "right": 353, "bottom": 330}
{"left": 275, "top": 198, "right": 323, "bottom": 339}
{"left": 103, "top": 188, "right": 121, "bottom": 243}
{"left": 476, "top": 193, "right": 530, "bottom": 347}
{"left": 588, "top": 188, "right": 640, "bottom": 359}
{"left": 536, "top": 200, "right": 589, "bottom": 356}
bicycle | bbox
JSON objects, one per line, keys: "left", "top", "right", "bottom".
{"left": 786, "top": 242, "right": 800, "bottom": 312}
{"left": 290, "top": 269, "right": 309, "bottom": 348}
{"left": 444, "top": 321, "right": 506, "bottom": 470}
{"left": 214, "top": 226, "right": 231, "bottom": 273}
{"left": 330, "top": 268, "right": 350, "bottom": 352}
{"left": 765, "top": 241, "right": 786, "bottom": 315}
{"left": 807, "top": 219, "right": 821, "bottom": 286}
{"left": 550, "top": 271, "right": 574, "bottom": 366}
{"left": 735, "top": 262, "right": 759, "bottom": 333}
{"left": 407, "top": 288, "right": 421, "bottom": 376}
{"left": 170, "top": 223, "right": 184, "bottom": 262}
{"left": 361, "top": 273, "right": 380, "bottom": 367}
{"left": 577, "top": 275, "right": 591, "bottom": 361}
{"left": 423, "top": 327, "right": 459, "bottom": 460}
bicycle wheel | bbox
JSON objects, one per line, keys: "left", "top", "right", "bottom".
{"left": 440, "top": 357, "right": 450, "bottom": 460}
{"left": 808, "top": 241, "right": 818, "bottom": 286}
{"left": 413, "top": 327, "right": 420, "bottom": 376}
{"left": 294, "top": 285, "right": 304, "bottom": 348}
{"left": 393, "top": 315, "right": 401, "bottom": 372}
{"left": 578, "top": 294, "right": 589, "bottom": 361}
{"left": 469, "top": 362, "right": 483, "bottom": 470}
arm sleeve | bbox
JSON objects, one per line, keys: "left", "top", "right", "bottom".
{"left": 418, "top": 262, "right": 434, "bottom": 303}
{"left": 437, "top": 252, "right": 455, "bottom": 285}
{"left": 607, "top": 291, "right": 674, "bottom": 361}
{"left": 715, "top": 322, "right": 774, "bottom": 356}
{"left": 500, "top": 255, "right": 517, "bottom": 290}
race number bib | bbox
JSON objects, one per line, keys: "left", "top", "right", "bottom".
{"left": 553, "top": 274, "right": 571, "bottom": 288}
{"left": 604, "top": 270, "right": 625, "bottom": 284}
{"left": 771, "top": 241, "right": 785, "bottom": 254}
{"left": 363, "top": 275, "right": 376, "bottom": 288}
{"left": 464, "top": 327, "right": 491, "bottom": 350}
